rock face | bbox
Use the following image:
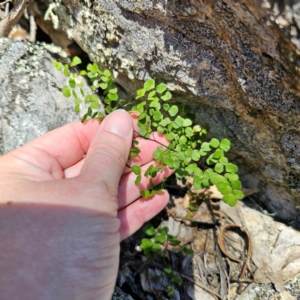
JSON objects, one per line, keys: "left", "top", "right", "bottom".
{"left": 0, "top": 38, "right": 87, "bottom": 154}
{"left": 0, "top": 37, "right": 131, "bottom": 300}
{"left": 31, "top": 0, "right": 300, "bottom": 223}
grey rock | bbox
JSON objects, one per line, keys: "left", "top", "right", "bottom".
{"left": 30, "top": 0, "right": 300, "bottom": 222}
{"left": 0, "top": 37, "right": 127, "bottom": 300}
{"left": 0, "top": 38, "right": 82, "bottom": 154}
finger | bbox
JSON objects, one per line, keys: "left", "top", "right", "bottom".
{"left": 64, "top": 132, "right": 169, "bottom": 178}
{"left": 118, "top": 191, "right": 169, "bottom": 240}
{"left": 25, "top": 119, "right": 100, "bottom": 170}
{"left": 79, "top": 110, "right": 133, "bottom": 195}
{"left": 118, "top": 162, "right": 173, "bottom": 209}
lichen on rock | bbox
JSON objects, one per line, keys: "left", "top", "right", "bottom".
{"left": 20, "top": 0, "right": 300, "bottom": 222}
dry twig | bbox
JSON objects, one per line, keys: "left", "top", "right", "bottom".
{"left": 0, "top": 0, "right": 30, "bottom": 37}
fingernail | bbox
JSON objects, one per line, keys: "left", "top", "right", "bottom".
{"left": 129, "top": 112, "right": 138, "bottom": 119}
{"left": 104, "top": 110, "right": 132, "bottom": 138}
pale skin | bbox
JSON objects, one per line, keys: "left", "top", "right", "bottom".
{"left": 0, "top": 109, "right": 172, "bottom": 300}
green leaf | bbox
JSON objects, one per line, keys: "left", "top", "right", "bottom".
{"left": 142, "top": 223, "right": 156, "bottom": 236}
{"left": 189, "top": 204, "right": 198, "bottom": 211}
{"left": 163, "top": 103, "right": 170, "bottom": 111}
{"left": 171, "top": 276, "right": 182, "bottom": 286}
{"left": 175, "top": 116, "right": 184, "bottom": 127}
{"left": 203, "top": 168, "right": 214, "bottom": 178}
{"left": 185, "top": 163, "right": 196, "bottom": 174}
{"left": 219, "top": 157, "right": 229, "bottom": 165}
{"left": 165, "top": 132, "right": 176, "bottom": 141}
{"left": 136, "top": 88, "right": 146, "bottom": 99}
{"left": 156, "top": 83, "right": 167, "bottom": 94}
{"left": 140, "top": 238, "right": 153, "bottom": 250}
{"left": 90, "top": 102, "right": 99, "bottom": 109}
{"left": 169, "top": 105, "right": 178, "bottom": 117}
{"left": 80, "top": 70, "right": 87, "bottom": 75}
{"left": 185, "top": 127, "right": 193, "bottom": 137}
{"left": 158, "top": 227, "right": 169, "bottom": 235}
{"left": 54, "top": 61, "right": 62, "bottom": 71}
{"left": 72, "top": 90, "right": 78, "bottom": 98}
{"left": 153, "top": 146, "right": 163, "bottom": 160}
{"left": 210, "top": 138, "right": 220, "bottom": 148}
{"left": 222, "top": 194, "right": 238, "bottom": 206}
{"left": 206, "top": 155, "right": 218, "bottom": 165}
{"left": 69, "top": 78, "right": 76, "bottom": 88}
{"left": 91, "top": 95, "right": 99, "bottom": 102}
{"left": 81, "top": 113, "right": 88, "bottom": 123}
{"left": 149, "top": 100, "right": 161, "bottom": 109}
{"left": 153, "top": 110, "right": 163, "bottom": 121}
{"left": 144, "top": 78, "right": 155, "bottom": 91}
{"left": 135, "top": 174, "right": 142, "bottom": 185}
{"left": 91, "top": 112, "right": 98, "bottom": 118}
{"left": 74, "top": 98, "right": 82, "bottom": 104}
{"left": 64, "top": 64, "right": 70, "bottom": 77}
{"left": 192, "top": 150, "right": 200, "bottom": 161}
{"left": 164, "top": 157, "right": 174, "bottom": 168}
{"left": 210, "top": 173, "right": 227, "bottom": 185}
{"left": 183, "top": 118, "right": 193, "bottom": 127}
{"left": 109, "top": 88, "right": 118, "bottom": 94}
{"left": 194, "top": 167, "right": 203, "bottom": 177}
{"left": 232, "top": 189, "right": 244, "bottom": 199}
{"left": 80, "top": 88, "right": 85, "bottom": 97}
{"left": 154, "top": 235, "right": 166, "bottom": 244}
{"left": 201, "top": 142, "right": 211, "bottom": 151}
{"left": 62, "top": 85, "right": 71, "bottom": 98}
{"left": 231, "top": 180, "right": 242, "bottom": 190}
{"left": 147, "top": 90, "right": 156, "bottom": 100}
{"left": 216, "top": 181, "right": 230, "bottom": 190}
{"left": 99, "top": 82, "right": 108, "bottom": 89}
{"left": 179, "top": 135, "right": 187, "bottom": 144}
{"left": 185, "top": 148, "right": 193, "bottom": 159}
{"left": 161, "top": 91, "right": 172, "bottom": 101}
{"left": 220, "top": 138, "right": 231, "bottom": 151}
{"left": 159, "top": 117, "right": 171, "bottom": 127}
{"left": 108, "top": 93, "right": 118, "bottom": 101}
{"left": 218, "top": 185, "right": 232, "bottom": 195}
{"left": 131, "top": 165, "right": 141, "bottom": 175}
{"left": 212, "top": 149, "right": 224, "bottom": 159}
{"left": 225, "top": 173, "right": 239, "bottom": 182}
{"left": 167, "top": 235, "right": 181, "bottom": 246}
{"left": 214, "top": 163, "right": 224, "bottom": 173}
{"left": 145, "top": 165, "right": 160, "bottom": 178}
{"left": 70, "top": 56, "right": 82, "bottom": 67}
{"left": 91, "top": 63, "right": 99, "bottom": 73}
{"left": 74, "top": 104, "right": 80, "bottom": 113}
{"left": 151, "top": 243, "right": 161, "bottom": 252}
{"left": 130, "top": 146, "right": 141, "bottom": 158}
{"left": 140, "top": 189, "right": 164, "bottom": 198}
{"left": 180, "top": 246, "right": 194, "bottom": 255}
{"left": 103, "top": 69, "right": 111, "bottom": 77}
{"left": 226, "top": 163, "right": 238, "bottom": 173}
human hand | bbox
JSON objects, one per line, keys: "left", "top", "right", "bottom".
{"left": 0, "top": 109, "right": 172, "bottom": 300}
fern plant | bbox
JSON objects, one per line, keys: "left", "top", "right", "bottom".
{"left": 53, "top": 57, "right": 244, "bottom": 206}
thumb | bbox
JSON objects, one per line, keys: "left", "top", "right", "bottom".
{"left": 80, "top": 110, "right": 133, "bottom": 195}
